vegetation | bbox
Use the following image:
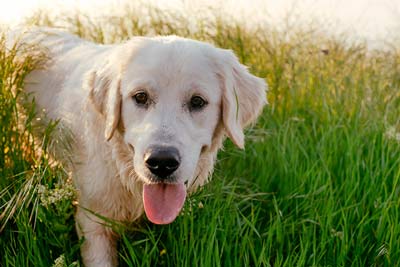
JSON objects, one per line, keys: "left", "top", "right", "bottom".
{"left": 1, "top": 5, "right": 400, "bottom": 266}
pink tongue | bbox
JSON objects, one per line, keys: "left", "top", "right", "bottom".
{"left": 143, "top": 183, "right": 187, "bottom": 224}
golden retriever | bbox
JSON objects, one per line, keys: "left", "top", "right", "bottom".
{"left": 7, "top": 27, "right": 267, "bottom": 267}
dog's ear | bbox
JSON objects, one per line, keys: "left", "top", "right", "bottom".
{"left": 215, "top": 49, "right": 267, "bottom": 149}
{"left": 83, "top": 38, "right": 149, "bottom": 141}
{"left": 86, "top": 70, "right": 122, "bottom": 141}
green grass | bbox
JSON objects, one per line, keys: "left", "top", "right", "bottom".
{"left": 1, "top": 5, "right": 400, "bottom": 267}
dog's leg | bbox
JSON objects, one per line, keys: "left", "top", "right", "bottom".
{"left": 76, "top": 207, "right": 118, "bottom": 267}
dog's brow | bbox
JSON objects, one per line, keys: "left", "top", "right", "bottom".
{"left": 125, "top": 80, "right": 158, "bottom": 96}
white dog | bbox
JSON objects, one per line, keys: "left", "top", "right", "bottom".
{"left": 7, "top": 27, "right": 267, "bottom": 267}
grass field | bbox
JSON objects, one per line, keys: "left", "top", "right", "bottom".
{"left": 1, "top": 6, "right": 400, "bottom": 267}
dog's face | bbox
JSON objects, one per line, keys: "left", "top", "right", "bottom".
{"left": 88, "top": 36, "right": 266, "bottom": 224}
{"left": 121, "top": 39, "right": 222, "bottom": 188}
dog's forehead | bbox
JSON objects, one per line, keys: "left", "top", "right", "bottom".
{"left": 123, "top": 38, "right": 220, "bottom": 97}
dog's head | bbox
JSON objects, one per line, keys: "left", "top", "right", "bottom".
{"left": 87, "top": 36, "right": 267, "bottom": 224}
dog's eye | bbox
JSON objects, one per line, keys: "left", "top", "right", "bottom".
{"left": 133, "top": 92, "right": 148, "bottom": 105}
{"left": 190, "top": 96, "right": 207, "bottom": 111}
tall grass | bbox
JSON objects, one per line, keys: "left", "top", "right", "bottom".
{"left": 1, "top": 5, "right": 400, "bottom": 266}
{"left": 0, "top": 36, "right": 79, "bottom": 266}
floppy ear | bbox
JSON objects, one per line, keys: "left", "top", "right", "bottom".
{"left": 216, "top": 49, "right": 267, "bottom": 149}
{"left": 86, "top": 70, "right": 122, "bottom": 141}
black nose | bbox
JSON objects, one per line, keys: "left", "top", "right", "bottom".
{"left": 144, "top": 146, "right": 180, "bottom": 179}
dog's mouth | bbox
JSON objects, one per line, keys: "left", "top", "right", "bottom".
{"left": 142, "top": 182, "right": 186, "bottom": 224}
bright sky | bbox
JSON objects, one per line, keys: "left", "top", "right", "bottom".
{"left": 1, "top": 0, "right": 399, "bottom": 47}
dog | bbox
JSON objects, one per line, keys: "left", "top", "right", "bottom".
{"left": 6, "top": 27, "right": 267, "bottom": 267}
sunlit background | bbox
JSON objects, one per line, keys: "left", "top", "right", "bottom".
{"left": 1, "top": 0, "right": 400, "bottom": 47}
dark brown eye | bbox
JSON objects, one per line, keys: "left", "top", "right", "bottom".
{"left": 190, "top": 95, "right": 207, "bottom": 111}
{"left": 133, "top": 92, "right": 148, "bottom": 105}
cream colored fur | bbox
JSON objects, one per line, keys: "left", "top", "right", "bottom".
{"left": 6, "top": 27, "right": 267, "bottom": 267}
